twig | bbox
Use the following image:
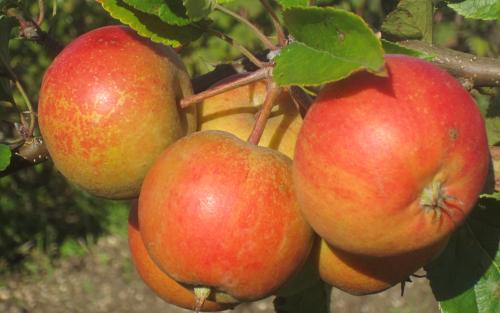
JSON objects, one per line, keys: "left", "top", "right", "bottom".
{"left": 399, "top": 40, "right": 500, "bottom": 87}
{"left": 259, "top": 0, "right": 286, "bottom": 46}
{"left": 37, "top": 0, "right": 45, "bottom": 25}
{"left": 0, "top": 137, "right": 50, "bottom": 178}
{"left": 181, "top": 67, "right": 272, "bottom": 108}
{"left": 0, "top": 53, "right": 36, "bottom": 136}
{"left": 247, "top": 81, "right": 282, "bottom": 145}
{"left": 288, "top": 86, "right": 313, "bottom": 118}
{"left": 215, "top": 4, "right": 277, "bottom": 50}
{"left": 207, "top": 29, "right": 265, "bottom": 68}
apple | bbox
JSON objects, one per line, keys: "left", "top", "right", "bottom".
{"left": 198, "top": 74, "right": 302, "bottom": 158}
{"left": 138, "top": 130, "right": 314, "bottom": 303}
{"left": 317, "top": 237, "right": 448, "bottom": 295}
{"left": 128, "top": 201, "right": 237, "bottom": 311}
{"left": 38, "top": 25, "right": 196, "bottom": 199}
{"left": 293, "top": 54, "right": 489, "bottom": 256}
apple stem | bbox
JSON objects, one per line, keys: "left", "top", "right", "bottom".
{"left": 288, "top": 86, "right": 314, "bottom": 118}
{"left": 247, "top": 81, "right": 282, "bottom": 145}
{"left": 180, "top": 67, "right": 272, "bottom": 108}
{"left": 214, "top": 4, "right": 277, "bottom": 50}
{"left": 193, "top": 286, "right": 211, "bottom": 313}
{"left": 259, "top": 0, "right": 287, "bottom": 46}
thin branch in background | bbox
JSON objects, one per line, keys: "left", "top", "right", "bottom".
{"left": 181, "top": 67, "right": 272, "bottom": 108}
{"left": 37, "top": 0, "right": 45, "bottom": 25}
{"left": 215, "top": 4, "right": 277, "bottom": 50}
{"left": 207, "top": 28, "right": 266, "bottom": 68}
{"left": 0, "top": 53, "right": 36, "bottom": 136}
{"left": 247, "top": 81, "right": 282, "bottom": 145}
{"left": 399, "top": 40, "right": 500, "bottom": 87}
{"left": 259, "top": 0, "right": 286, "bottom": 46}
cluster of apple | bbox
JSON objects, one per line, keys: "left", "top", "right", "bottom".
{"left": 37, "top": 25, "right": 490, "bottom": 312}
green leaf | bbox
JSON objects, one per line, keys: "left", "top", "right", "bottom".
{"left": 0, "top": 144, "right": 11, "bottom": 171}
{"left": 425, "top": 198, "right": 500, "bottom": 313}
{"left": 120, "top": 0, "right": 191, "bottom": 26}
{"left": 274, "top": 7, "right": 384, "bottom": 86}
{"left": 447, "top": 0, "right": 500, "bottom": 20}
{"left": 274, "top": 280, "right": 331, "bottom": 313}
{"left": 381, "top": 39, "right": 435, "bottom": 61}
{"left": 98, "top": 0, "right": 203, "bottom": 48}
{"left": 277, "top": 0, "right": 310, "bottom": 9}
{"left": 183, "top": 0, "right": 216, "bottom": 21}
{"left": 381, "top": 0, "right": 433, "bottom": 43}
{"left": 485, "top": 117, "right": 500, "bottom": 146}
{"left": 481, "top": 193, "right": 500, "bottom": 201}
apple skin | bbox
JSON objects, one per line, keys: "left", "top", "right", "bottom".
{"left": 293, "top": 54, "right": 489, "bottom": 257}
{"left": 199, "top": 74, "right": 302, "bottom": 158}
{"left": 317, "top": 237, "right": 448, "bottom": 296}
{"left": 38, "top": 25, "right": 196, "bottom": 199}
{"left": 128, "top": 201, "right": 236, "bottom": 311}
{"left": 138, "top": 130, "right": 314, "bottom": 302}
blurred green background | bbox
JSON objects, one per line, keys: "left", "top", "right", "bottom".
{"left": 0, "top": 0, "right": 498, "bottom": 278}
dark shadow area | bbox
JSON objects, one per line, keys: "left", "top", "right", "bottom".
{"left": 425, "top": 198, "right": 499, "bottom": 301}
{"left": 0, "top": 163, "right": 127, "bottom": 273}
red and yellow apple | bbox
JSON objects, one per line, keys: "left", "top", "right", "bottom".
{"left": 198, "top": 74, "right": 302, "bottom": 158}
{"left": 293, "top": 54, "right": 489, "bottom": 256}
{"left": 138, "top": 130, "right": 314, "bottom": 302}
{"left": 38, "top": 25, "right": 196, "bottom": 199}
{"left": 317, "top": 237, "right": 448, "bottom": 295}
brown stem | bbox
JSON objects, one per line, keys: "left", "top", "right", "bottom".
{"left": 0, "top": 137, "right": 50, "bottom": 178}
{"left": 288, "top": 86, "right": 313, "bottom": 118}
{"left": 215, "top": 4, "right": 277, "bottom": 50}
{"left": 181, "top": 67, "right": 272, "bottom": 108}
{"left": 259, "top": 0, "right": 286, "bottom": 46}
{"left": 0, "top": 53, "right": 36, "bottom": 136}
{"left": 399, "top": 40, "right": 500, "bottom": 87}
{"left": 247, "top": 81, "right": 282, "bottom": 145}
{"left": 37, "top": 0, "right": 45, "bottom": 25}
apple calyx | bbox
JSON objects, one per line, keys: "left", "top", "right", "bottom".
{"left": 193, "top": 286, "right": 211, "bottom": 313}
{"left": 420, "top": 180, "right": 464, "bottom": 223}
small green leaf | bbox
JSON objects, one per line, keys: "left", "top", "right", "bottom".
{"left": 274, "top": 7, "right": 384, "bottom": 86}
{"left": 381, "top": 0, "right": 434, "bottom": 43}
{"left": 425, "top": 199, "right": 500, "bottom": 313}
{"left": 381, "top": 39, "right": 435, "bottom": 61}
{"left": 0, "top": 144, "right": 11, "bottom": 171}
{"left": 274, "top": 280, "right": 331, "bottom": 313}
{"left": 183, "top": 0, "right": 216, "bottom": 21}
{"left": 447, "top": 0, "right": 500, "bottom": 20}
{"left": 121, "top": 0, "right": 191, "bottom": 26}
{"left": 277, "top": 0, "right": 310, "bottom": 9}
{"left": 485, "top": 117, "right": 500, "bottom": 146}
{"left": 98, "top": 0, "right": 203, "bottom": 48}
{"left": 480, "top": 193, "right": 500, "bottom": 201}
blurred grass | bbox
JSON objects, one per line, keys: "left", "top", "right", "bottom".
{"left": 0, "top": 0, "right": 499, "bottom": 277}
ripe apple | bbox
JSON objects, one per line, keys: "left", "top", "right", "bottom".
{"left": 316, "top": 237, "right": 448, "bottom": 295}
{"left": 293, "top": 54, "right": 489, "bottom": 256}
{"left": 198, "top": 74, "right": 302, "bottom": 158}
{"left": 38, "top": 25, "right": 196, "bottom": 199}
{"left": 138, "top": 130, "right": 314, "bottom": 302}
{"left": 128, "top": 201, "right": 237, "bottom": 311}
